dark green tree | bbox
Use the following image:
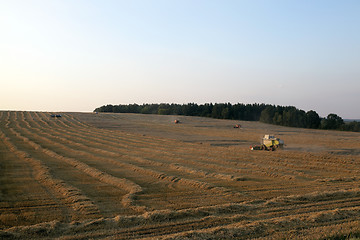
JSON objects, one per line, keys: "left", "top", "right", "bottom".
{"left": 305, "top": 110, "right": 321, "bottom": 129}
{"left": 260, "top": 106, "right": 275, "bottom": 124}
{"left": 321, "top": 113, "right": 344, "bottom": 130}
{"left": 342, "top": 121, "right": 360, "bottom": 132}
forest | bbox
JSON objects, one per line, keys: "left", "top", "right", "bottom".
{"left": 94, "top": 103, "right": 360, "bottom": 132}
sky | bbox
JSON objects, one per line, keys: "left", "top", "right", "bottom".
{"left": 1, "top": 0, "right": 360, "bottom": 118}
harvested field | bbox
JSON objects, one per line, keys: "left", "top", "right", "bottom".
{"left": 1, "top": 111, "right": 360, "bottom": 239}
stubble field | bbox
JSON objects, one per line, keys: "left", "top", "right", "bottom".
{"left": 1, "top": 111, "right": 360, "bottom": 239}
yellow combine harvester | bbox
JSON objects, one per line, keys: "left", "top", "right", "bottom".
{"left": 250, "top": 135, "right": 284, "bottom": 151}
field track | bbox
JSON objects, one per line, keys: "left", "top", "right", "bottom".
{"left": 1, "top": 111, "right": 360, "bottom": 239}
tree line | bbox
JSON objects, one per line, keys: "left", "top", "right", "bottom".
{"left": 94, "top": 103, "right": 360, "bottom": 132}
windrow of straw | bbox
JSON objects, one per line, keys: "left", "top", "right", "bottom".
{"left": 16, "top": 115, "right": 239, "bottom": 198}
{"left": 34, "top": 112, "right": 305, "bottom": 181}
{"left": 6, "top": 123, "right": 145, "bottom": 213}
{"left": 0, "top": 202, "right": 254, "bottom": 239}
{"left": 2, "top": 203, "right": 360, "bottom": 239}
{"left": 264, "top": 188, "right": 360, "bottom": 206}
{"left": 46, "top": 113, "right": 299, "bottom": 181}
{"left": 161, "top": 206, "right": 360, "bottom": 240}
{"left": 0, "top": 129, "right": 100, "bottom": 218}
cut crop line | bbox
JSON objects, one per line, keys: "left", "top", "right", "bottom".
{"left": 29, "top": 113, "right": 308, "bottom": 181}
{"left": 2, "top": 196, "right": 360, "bottom": 239}
{"left": 43, "top": 112, "right": 320, "bottom": 179}
{"left": 160, "top": 206, "right": 360, "bottom": 240}
{"left": 5, "top": 120, "right": 145, "bottom": 213}
{"left": 0, "top": 128, "right": 100, "bottom": 219}
{"left": 26, "top": 115, "right": 252, "bottom": 184}
{"left": 22, "top": 114, "right": 120, "bottom": 158}
{"left": 17, "top": 112, "right": 358, "bottom": 183}
{"left": 29, "top": 112, "right": 321, "bottom": 185}
{"left": 13, "top": 116, "right": 242, "bottom": 199}
{"left": 25, "top": 113, "right": 251, "bottom": 185}
{"left": 41, "top": 111, "right": 183, "bottom": 149}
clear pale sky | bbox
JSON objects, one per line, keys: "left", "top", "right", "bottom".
{"left": 1, "top": 0, "right": 359, "bottom": 118}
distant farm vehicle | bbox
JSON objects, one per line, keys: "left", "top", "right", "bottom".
{"left": 174, "top": 120, "right": 180, "bottom": 124}
{"left": 50, "top": 114, "right": 62, "bottom": 118}
{"left": 234, "top": 124, "right": 241, "bottom": 128}
{"left": 250, "top": 135, "right": 284, "bottom": 151}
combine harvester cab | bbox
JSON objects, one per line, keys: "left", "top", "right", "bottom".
{"left": 251, "top": 135, "right": 284, "bottom": 151}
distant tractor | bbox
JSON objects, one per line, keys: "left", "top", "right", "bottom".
{"left": 234, "top": 124, "right": 241, "bottom": 128}
{"left": 250, "top": 135, "right": 284, "bottom": 151}
{"left": 174, "top": 120, "right": 180, "bottom": 124}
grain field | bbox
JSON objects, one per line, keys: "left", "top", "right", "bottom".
{"left": 1, "top": 111, "right": 360, "bottom": 239}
